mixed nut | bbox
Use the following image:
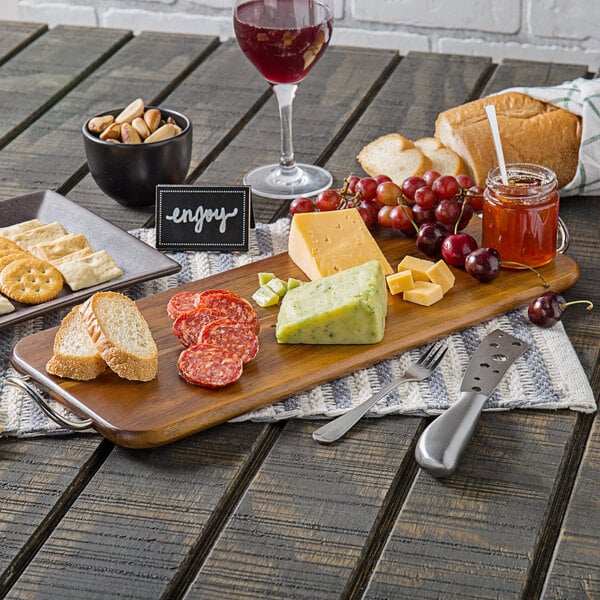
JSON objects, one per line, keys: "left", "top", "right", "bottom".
{"left": 87, "top": 98, "right": 183, "bottom": 144}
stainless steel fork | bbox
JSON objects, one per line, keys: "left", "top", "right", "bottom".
{"left": 312, "top": 342, "right": 448, "bottom": 444}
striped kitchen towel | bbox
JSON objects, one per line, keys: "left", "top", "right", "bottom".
{"left": 506, "top": 77, "right": 600, "bottom": 196}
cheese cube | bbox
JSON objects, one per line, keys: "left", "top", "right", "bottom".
{"left": 252, "top": 286, "right": 280, "bottom": 308}
{"left": 288, "top": 209, "right": 393, "bottom": 281}
{"left": 276, "top": 260, "right": 387, "bottom": 345}
{"left": 397, "top": 255, "right": 435, "bottom": 281}
{"left": 425, "top": 260, "right": 455, "bottom": 294}
{"left": 386, "top": 270, "right": 414, "bottom": 295}
{"left": 403, "top": 281, "right": 443, "bottom": 306}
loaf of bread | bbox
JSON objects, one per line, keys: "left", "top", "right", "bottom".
{"left": 46, "top": 305, "right": 107, "bottom": 380}
{"left": 79, "top": 291, "right": 158, "bottom": 381}
{"left": 434, "top": 92, "right": 582, "bottom": 188}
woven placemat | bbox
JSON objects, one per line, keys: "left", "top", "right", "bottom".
{"left": 0, "top": 219, "right": 595, "bottom": 438}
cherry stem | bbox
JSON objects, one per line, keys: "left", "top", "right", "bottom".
{"left": 500, "top": 261, "right": 550, "bottom": 288}
{"left": 560, "top": 300, "right": 594, "bottom": 311}
{"left": 454, "top": 201, "right": 467, "bottom": 234}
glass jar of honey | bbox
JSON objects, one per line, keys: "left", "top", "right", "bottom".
{"left": 482, "top": 163, "right": 559, "bottom": 268}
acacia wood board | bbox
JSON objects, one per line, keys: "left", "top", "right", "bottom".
{"left": 11, "top": 220, "right": 579, "bottom": 448}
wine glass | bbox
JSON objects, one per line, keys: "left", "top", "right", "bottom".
{"left": 233, "top": 0, "right": 334, "bottom": 199}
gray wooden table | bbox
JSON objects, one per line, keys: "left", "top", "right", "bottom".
{"left": 0, "top": 22, "right": 598, "bottom": 599}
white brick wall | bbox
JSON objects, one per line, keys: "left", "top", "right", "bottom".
{"left": 2, "top": 0, "right": 599, "bottom": 71}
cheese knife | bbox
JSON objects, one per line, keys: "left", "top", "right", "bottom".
{"left": 415, "top": 329, "right": 531, "bottom": 478}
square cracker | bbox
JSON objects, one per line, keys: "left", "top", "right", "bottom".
{"left": 12, "top": 222, "right": 68, "bottom": 251}
{"left": 0, "top": 219, "right": 44, "bottom": 240}
{"left": 58, "top": 250, "right": 123, "bottom": 291}
{"left": 30, "top": 233, "right": 93, "bottom": 262}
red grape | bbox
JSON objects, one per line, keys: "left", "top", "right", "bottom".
{"left": 411, "top": 204, "right": 436, "bottom": 227}
{"left": 435, "top": 198, "right": 461, "bottom": 227}
{"left": 375, "top": 174, "right": 392, "bottom": 184}
{"left": 359, "top": 199, "right": 381, "bottom": 224}
{"left": 316, "top": 189, "right": 342, "bottom": 211}
{"left": 465, "top": 186, "right": 484, "bottom": 211}
{"left": 413, "top": 186, "right": 436, "bottom": 209}
{"left": 289, "top": 196, "right": 315, "bottom": 215}
{"left": 456, "top": 174, "right": 475, "bottom": 189}
{"left": 357, "top": 205, "right": 375, "bottom": 228}
{"left": 432, "top": 175, "right": 460, "bottom": 200}
{"left": 346, "top": 175, "right": 360, "bottom": 195}
{"left": 377, "top": 204, "right": 394, "bottom": 228}
{"left": 416, "top": 222, "right": 449, "bottom": 257}
{"left": 401, "top": 176, "right": 427, "bottom": 201}
{"left": 456, "top": 200, "right": 474, "bottom": 231}
{"left": 390, "top": 204, "right": 414, "bottom": 233}
{"left": 376, "top": 181, "right": 402, "bottom": 206}
{"left": 423, "top": 170, "right": 441, "bottom": 187}
{"left": 356, "top": 177, "right": 378, "bottom": 201}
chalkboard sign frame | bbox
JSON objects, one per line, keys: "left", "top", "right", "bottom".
{"left": 155, "top": 185, "right": 252, "bottom": 252}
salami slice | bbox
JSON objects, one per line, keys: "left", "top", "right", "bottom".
{"left": 199, "top": 317, "right": 259, "bottom": 364}
{"left": 178, "top": 343, "right": 243, "bottom": 388}
{"left": 167, "top": 291, "right": 203, "bottom": 319}
{"left": 199, "top": 288, "right": 242, "bottom": 301}
{"left": 173, "top": 307, "right": 226, "bottom": 347}
{"left": 197, "top": 291, "right": 260, "bottom": 334}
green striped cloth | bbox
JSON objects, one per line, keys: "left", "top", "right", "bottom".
{"left": 508, "top": 77, "right": 600, "bottom": 196}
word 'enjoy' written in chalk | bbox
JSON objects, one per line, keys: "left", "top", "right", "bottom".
{"left": 165, "top": 205, "right": 239, "bottom": 234}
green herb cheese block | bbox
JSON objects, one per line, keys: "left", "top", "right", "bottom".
{"left": 275, "top": 260, "right": 388, "bottom": 344}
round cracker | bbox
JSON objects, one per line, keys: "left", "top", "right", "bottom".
{"left": 0, "top": 252, "right": 29, "bottom": 273}
{"left": 0, "top": 257, "right": 63, "bottom": 304}
{"left": 0, "top": 236, "right": 21, "bottom": 252}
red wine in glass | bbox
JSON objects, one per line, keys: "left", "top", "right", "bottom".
{"left": 233, "top": 0, "right": 334, "bottom": 199}
{"left": 235, "top": 0, "right": 332, "bottom": 84}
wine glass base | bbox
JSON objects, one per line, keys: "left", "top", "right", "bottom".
{"left": 243, "top": 163, "right": 333, "bottom": 200}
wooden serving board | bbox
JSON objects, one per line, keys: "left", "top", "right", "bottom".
{"left": 11, "top": 220, "right": 579, "bottom": 448}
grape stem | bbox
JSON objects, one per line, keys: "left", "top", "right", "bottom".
{"left": 500, "top": 261, "right": 550, "bottom": 288}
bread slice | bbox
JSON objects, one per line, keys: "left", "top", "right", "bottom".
{"left": 357, "top": 134, "right": 431, "bottom": 184}
{"left": 415, "top": 138, "right": 467, "bottom": 177}
{"left": 414, "top": 137, "right": 444, "bottom": 153}
{"left": 80, "top": 291, "right": 158, "bottom": 381}
{"left": 46, "top": 305, "right": 107, "bottom": 380}
{"left": 434, "top": 92, "right": 581, "bottom": 187}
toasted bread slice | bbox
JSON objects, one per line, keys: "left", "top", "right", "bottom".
{"left": 80, "top": 291, "right": 158, "bottom": 381}
{"left": 46, "top": 305, "right": 107, "bottom": 380}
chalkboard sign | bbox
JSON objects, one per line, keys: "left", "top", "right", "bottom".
{"left": 155, "top": 185, "right": 252, "bottom": 252}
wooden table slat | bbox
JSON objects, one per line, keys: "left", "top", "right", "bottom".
{"left": 0, "top": 25, "right": 132, "bottom": 148}
{"left": 0, "top": 21, "right": 47, "bottom": 67}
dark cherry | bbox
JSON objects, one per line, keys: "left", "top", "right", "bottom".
{"left": 441, "top": 232, "right": 478, "bottom": 267}
{"left": 464, "top": 247, "right": 501, "bottom": 282}
{"left": 528, "top": 291, "right": 593, "bottom": 327}
{"left": 416, "top": 222, "right": 449, "bottom": 257}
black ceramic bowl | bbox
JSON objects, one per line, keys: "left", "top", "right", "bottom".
{"left": 82, "top": 106, "right": 192, "bottom": 208}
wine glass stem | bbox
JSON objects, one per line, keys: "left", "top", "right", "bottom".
{"left": 273, "top": 83, "right": 299, "bottom": 177}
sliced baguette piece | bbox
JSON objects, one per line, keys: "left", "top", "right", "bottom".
{"left": 413, "top": 136, "right": 444, "bottom": 153}
{"left": 46, "top": 305, "right": 107, "bottom": 380}
{"left": 415, "top": 138, "right": 467, "bottom": 177}
{"left": 364, "top": 148, "right": 432, "bottom": 184}
{"left": 357, "top": 133, "right": 414, "bottom": 175}
{"left": 80, "top": 291, "right": 158, "bottom": 381}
